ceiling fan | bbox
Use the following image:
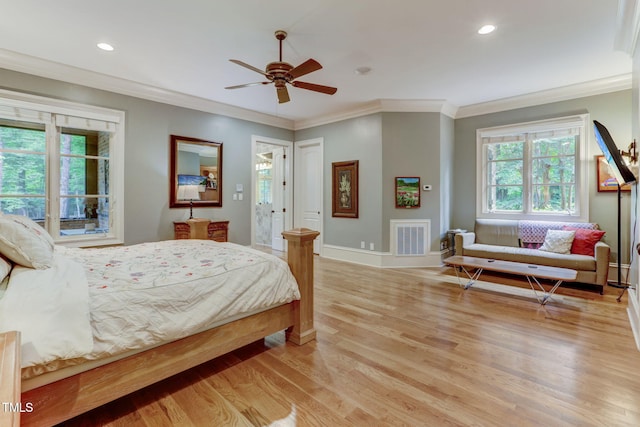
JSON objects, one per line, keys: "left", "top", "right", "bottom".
{"left": 225, "top": 30, "right": 337, "bottom": 104}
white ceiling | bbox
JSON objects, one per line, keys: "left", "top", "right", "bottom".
{"left": 0, "top": 0, "right": 632, "bottom": 128}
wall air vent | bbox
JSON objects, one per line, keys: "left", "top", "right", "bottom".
{"left": 391, "top": 220, "right": 430, "bottom": 256}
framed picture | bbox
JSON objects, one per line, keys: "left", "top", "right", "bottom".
{"left": 332, "top": 160, "right": 359, "bottom": 218}
{"left": 395, "top": 177, "right": 421, "bottom": 208}
{"left": 596, "top": 155, "right": 631, "bottom": 192}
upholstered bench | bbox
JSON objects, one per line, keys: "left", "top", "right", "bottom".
{"left": 454, "top": 219, "right": 610, "bottom": 293}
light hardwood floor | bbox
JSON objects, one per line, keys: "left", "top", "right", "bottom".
{"left": 59, "top": 254, "right": 640, "bottom": 426}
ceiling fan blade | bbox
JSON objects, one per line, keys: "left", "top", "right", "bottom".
{"left": 289, "top": 59, "right": 323, "bottom": 79}
{"left": 225, "top": 82, "right": 271, "bottom": 90}
{"left": 229, "top": 59, "right": 268, "bottom": 77}
{"left": 277, "top": 85, "right": 290, "bottom": 104}
{"left": 291, "top": 81, "right": 337, "bottom": 95}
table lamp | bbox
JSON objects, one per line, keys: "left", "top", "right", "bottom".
{"left": 177, "top": 184, "right": 201, "bottom": 219}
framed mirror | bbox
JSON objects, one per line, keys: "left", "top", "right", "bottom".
{"left": 170, "top": 135, "right": 222, "bottom": 208}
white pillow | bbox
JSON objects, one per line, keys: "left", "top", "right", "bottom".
{"left": 539, "top": 229, "right": 576, "bottom": 254}
{"left": 0, "top": 215, "right": 54, "bottom": 269}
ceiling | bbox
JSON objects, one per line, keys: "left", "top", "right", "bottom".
{"left": 0, "top": 0, "right": 632, "bottom": 128}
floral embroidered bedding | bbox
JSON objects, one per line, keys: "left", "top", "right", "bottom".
{"left": 0, "top": 239, "right": 300, "bottom": 379}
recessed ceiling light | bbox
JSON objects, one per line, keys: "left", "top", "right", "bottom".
{"left": 478, "top": 24, "right": 496, "bottom": 35}
{"left": 354, "top": 66, "right": 372, "bottom": 75}
{"left": 97, "top": 42, "right": 114, "bottom": 51}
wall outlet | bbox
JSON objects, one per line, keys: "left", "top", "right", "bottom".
{"left": 232, "top": 193, "right": 238, "bottom": 201}
{"left": 361, "top": 241, "right": 365, "bottom": 249}
{"left": 369, "top": 242, "right": 375, "bottom": 251}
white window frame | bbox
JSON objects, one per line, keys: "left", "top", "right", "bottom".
{"left": 476, "top": 114, "right": 589, "bottom": 222}
{"left": 0, "top": 89, "right": 125, "bottom": 247}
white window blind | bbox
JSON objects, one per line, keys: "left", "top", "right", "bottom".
{"left": 55, "top": 114, "right": 119, "bottom": 132}
{"left": 482, "top": 128, "right": 581, "bottom": 145}
{"left": 0, "top": 105, "right": 51, "bottom": 123}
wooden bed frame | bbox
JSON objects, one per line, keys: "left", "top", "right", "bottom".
{"left": 0, "top": 228, "right": 319, "bottom": 427}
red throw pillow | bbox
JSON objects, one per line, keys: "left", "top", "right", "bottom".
{"left": 562, "top": 227, "right": 606, "bottom": 256}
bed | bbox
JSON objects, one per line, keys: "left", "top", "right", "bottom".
{"left": 0, "top": 216, "right": 318, "bottom": 427}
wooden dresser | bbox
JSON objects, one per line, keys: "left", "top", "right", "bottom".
{"left": 173, "top": 219, "right": 229, "bottom": 242}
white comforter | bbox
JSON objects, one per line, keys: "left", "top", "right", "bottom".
{"left": 0, "top": 240, "right": 300, "bottom": 369}
{"left": 0, "top": 255, "right": 92, "bottom": 367}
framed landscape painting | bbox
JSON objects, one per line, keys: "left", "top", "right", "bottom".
{"left": 332, "top": 160, "right": 359, "bottom": 218}
{"left": 395, "top": 177, "right": 420, "bottom": 208}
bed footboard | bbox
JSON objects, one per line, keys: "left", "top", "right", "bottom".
{"left": 0, "top": 330, "right": 21, "bottom": 427}
{"left": 20, "top": 304, "right": 296, "bottom": 426}
{"left": 282, "top": 228, "right": 320, "bottom": 345}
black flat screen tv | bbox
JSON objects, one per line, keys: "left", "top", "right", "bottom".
{"left": 593, "top": 120, "right": 636, "bottom": 186}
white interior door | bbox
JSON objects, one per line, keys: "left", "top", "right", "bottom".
{"left": 271, "top": 146, "right": 286, "bottom": 251}
{"left": 295, "top": 138, "right": 323, "bottom": 254}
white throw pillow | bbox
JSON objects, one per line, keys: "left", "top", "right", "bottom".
{"left": 539, "top": 229, "right": 576, "bottom": 254}
{"left": 0, "top": 215, "right": 54, "bottom": 269}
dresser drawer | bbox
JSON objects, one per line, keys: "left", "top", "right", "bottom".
{"left": 210, "top": 230, "right": 227, "bottom": 242}
{"left": 173, "top": 220, "right": 229, "bottom": 242}
{"left": 208, "top": 221, "right": 229, "bottom": 242}
{"left": 173, "top": 223, "right": 191, "bottom": 239}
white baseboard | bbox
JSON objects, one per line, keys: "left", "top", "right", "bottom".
{"left": 321, "top": 244, "right": 443, "bottom": 268}
{"left": 628, "top": 288, "right": 640, "bottom": 351}
{"left": 609, "top": 262, "right": 632, "bottom": 285}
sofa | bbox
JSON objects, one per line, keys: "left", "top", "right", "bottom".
{"left": 454, "top": 219, "right": 610, "bottom": 293}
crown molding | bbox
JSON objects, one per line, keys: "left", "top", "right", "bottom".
{"left": 0, "top": 48, "right": 630, "bottom": 131}
{"left": 378, "top": 99, "right": 459, "bottom": 118}
{"left": 293, "top": 99, "right": 458, "bottom": 130}
{"left": 455, "top": 74, "right": 632, "bottom": 119}
{"left": 0, "top": 48, "right": 295, "bottom": 130}
{"left": 294, "top": 73, "right": 632, "bottom": 127}
{"left": 615, "top": 0, "right": 640, "bottom": 55}
{"left": 293, "top": 100, "right": 382, "bottom": 130}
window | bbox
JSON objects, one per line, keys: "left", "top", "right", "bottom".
{"left": 256, "top": 157, "right": 273, "bottom": 204}
{"left": 477, "top": 115, "right": 588, "bottom": 221}
{"left": 0, "top": 89, "right": 124, "bottom": 247}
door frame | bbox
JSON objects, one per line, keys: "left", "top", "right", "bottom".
{"left": 251, "top": 135, "right": 293, "bottom": 250}
{"left": 294, "top": 137, "right": 324, "bottom": 255}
